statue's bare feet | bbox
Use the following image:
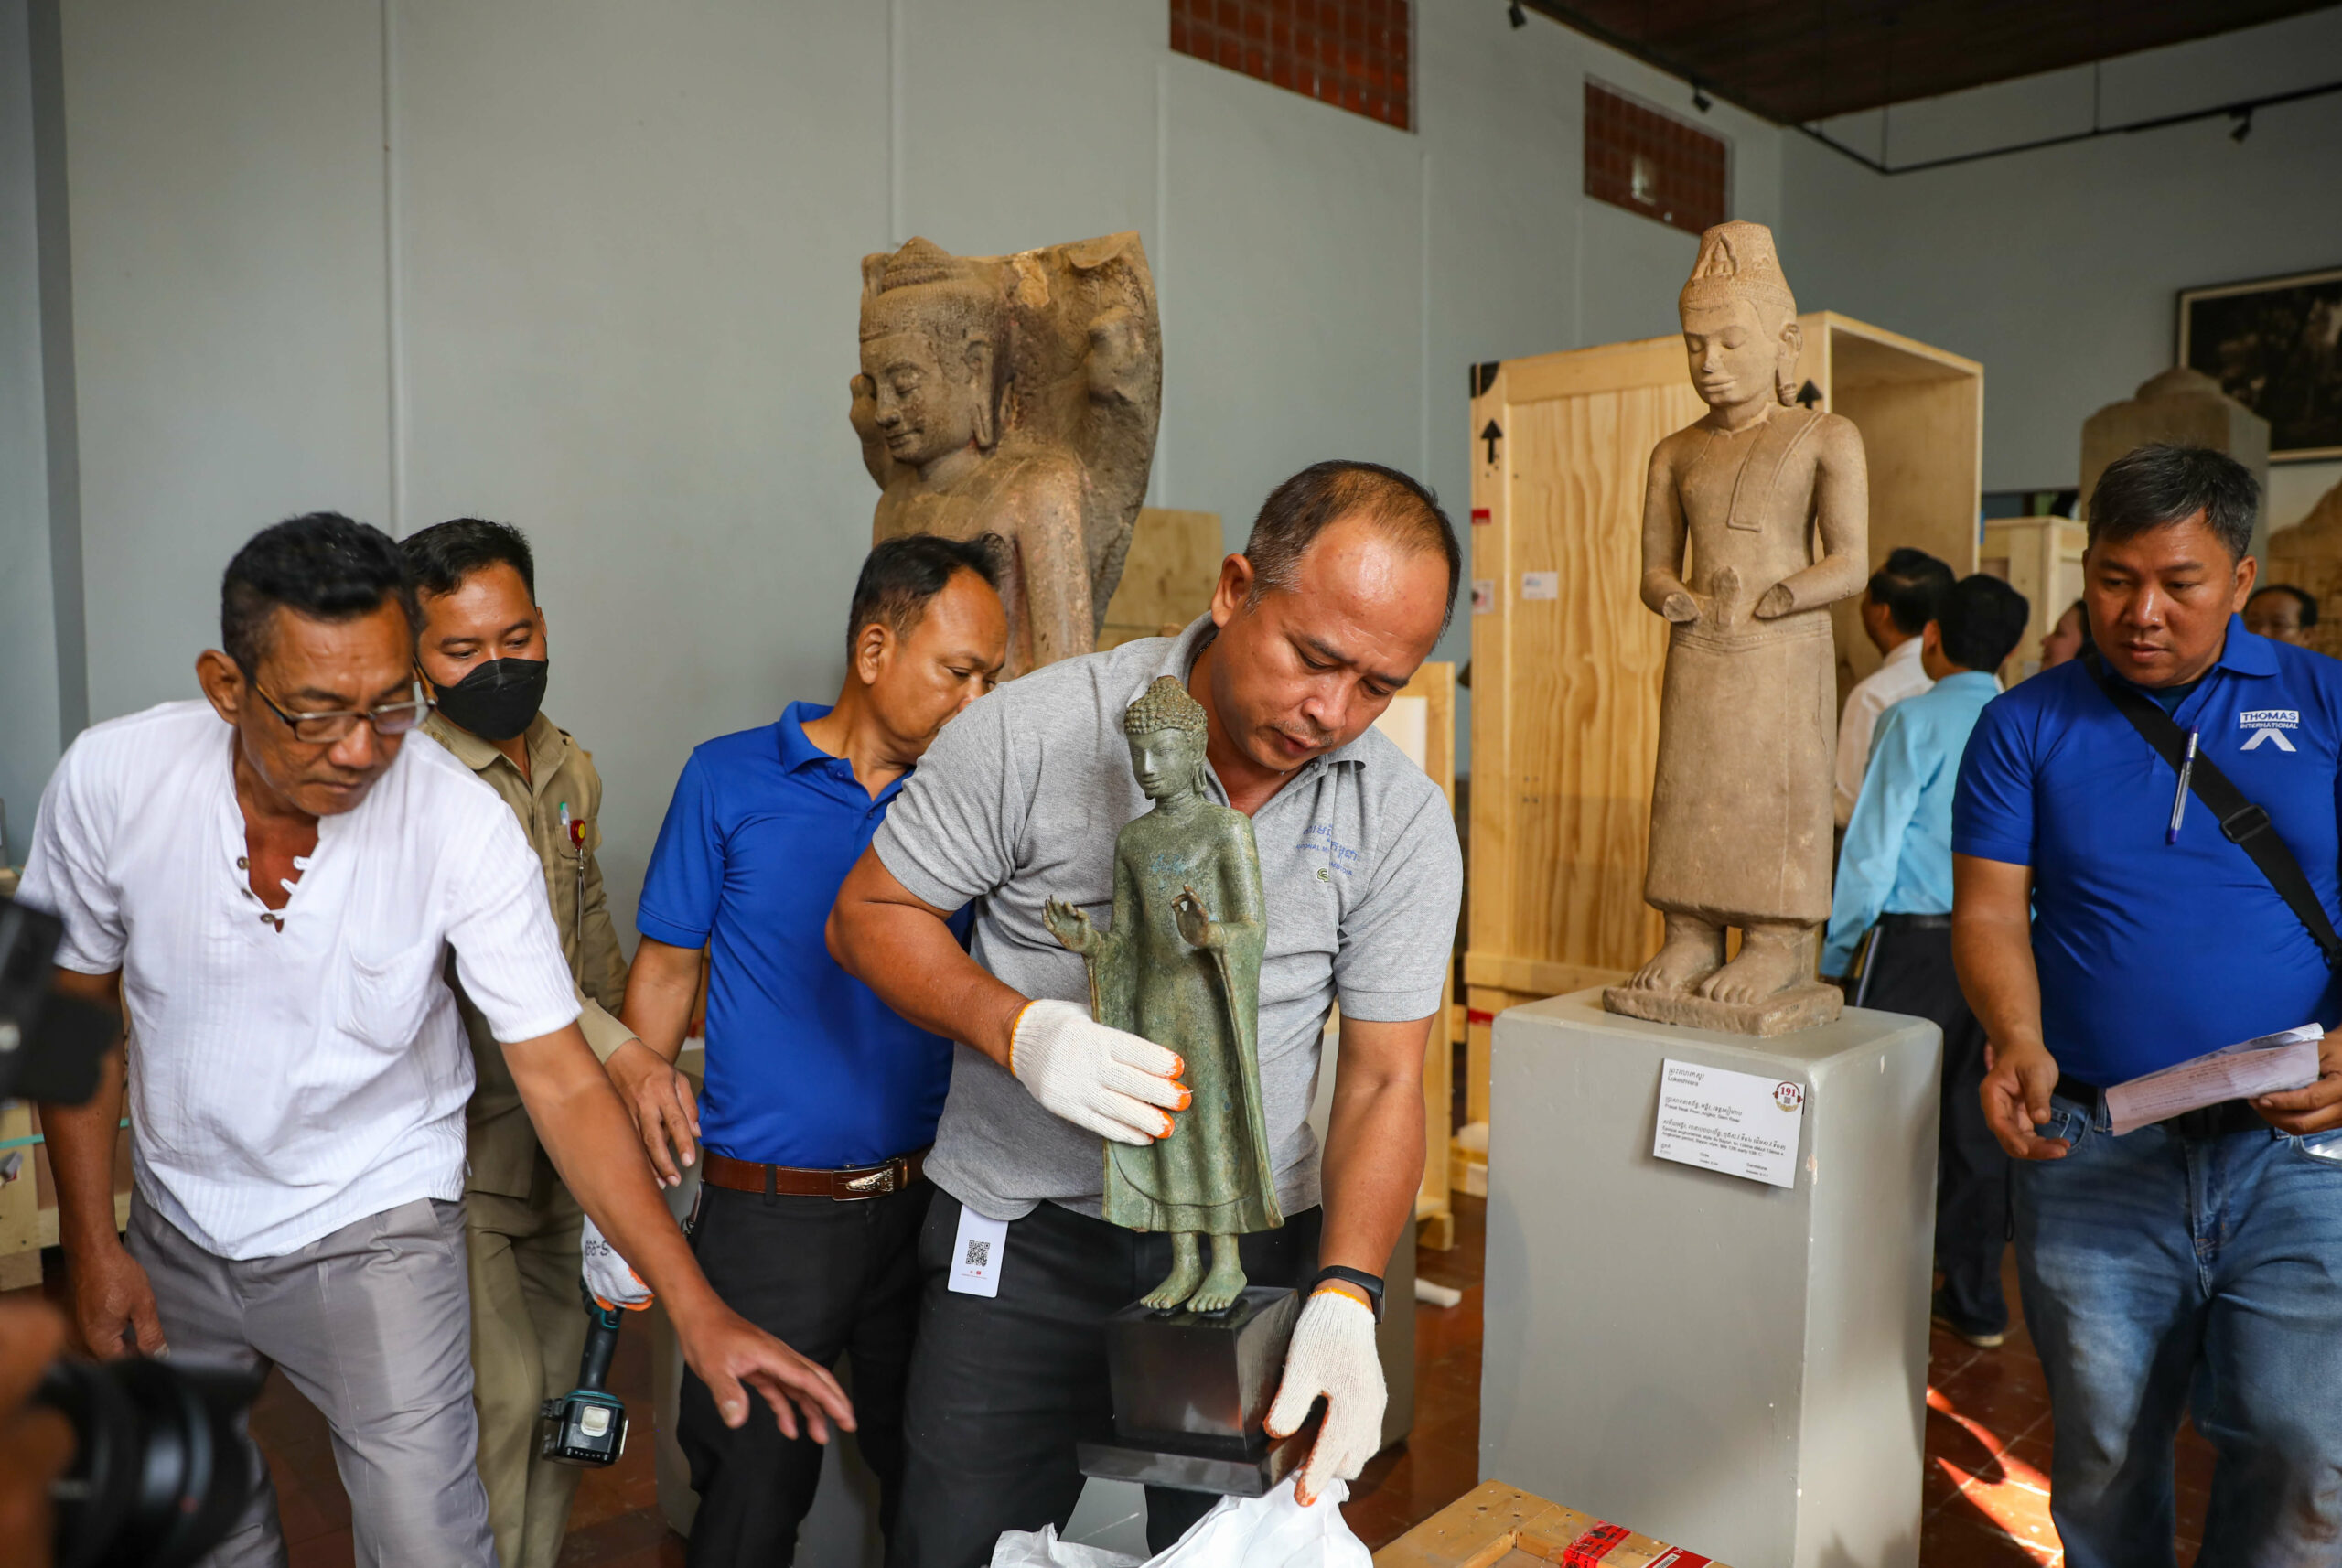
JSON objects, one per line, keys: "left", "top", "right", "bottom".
{"left": 1698, "top": 926, "right": 1808, "bottom": 1005}
{"left": 1187, "top": 1237, "right": 1247, "bottom": 1314}
{"left": 1143, "top": 1235, "right": 1205, "bottom": 1311}
{"left": 1628, "top": 915, "right": 1724, "bottom": 993}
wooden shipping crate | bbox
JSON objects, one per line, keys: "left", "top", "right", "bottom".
{"left": 1376, "top": 1479, "right": 1732, "bottom": 1568}
{"left": 1369, "top": 662, "right": 1459, "bottom": 1250}
{"left": 1099, "top": 507, "right": 1222, "bottom": 650}
{"left": 1980, "top": 515, "right": 2085, "bottom": 685}
{"left": 2, "top": 1103, "right": 136, "bottom": 1290}
{"left": 1463, "top": 313, "right": 1982, "bottom": 1047}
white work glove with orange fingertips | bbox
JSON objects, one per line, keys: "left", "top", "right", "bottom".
{"left": 1008, "top": 998, "right": 1191, "bottom": 1145}
{"left": 580, "top": 1216, "right": 652, "bottom": 1311}
{"left": 1264, "top": 1283, "right": 1386, "bottom": 1506}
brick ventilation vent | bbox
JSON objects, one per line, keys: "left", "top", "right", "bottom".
{"left": 1171, "top": 0, "right": 1411, "bottom": 131}
{"left": 1585, "top": 81, "right": 1726, "bottom": 237}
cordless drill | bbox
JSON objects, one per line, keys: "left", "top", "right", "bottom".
{"left": 538, "top": 1280, "right": 629, "bottom": 1466}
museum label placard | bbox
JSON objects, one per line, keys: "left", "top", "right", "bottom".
{"left": 1652, "top": 1059, "right": 1805, "bottom": 1189}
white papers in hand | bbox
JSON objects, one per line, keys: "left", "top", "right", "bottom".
{"left": 2103, "top": 1024, "right": 2324, "bottom": 1136}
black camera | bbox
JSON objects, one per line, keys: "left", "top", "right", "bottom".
{"left": 0, "top": 893, "right": 113, "bottom": 1104}
{"left": 1, "top": 891, "right": 261, "bottom": 1567}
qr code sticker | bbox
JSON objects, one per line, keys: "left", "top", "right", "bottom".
{"left": 963, "top": 1240, "right": 992, "bottom": 1269}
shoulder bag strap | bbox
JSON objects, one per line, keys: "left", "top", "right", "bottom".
{"left": 2082, "top": 650, "right": 2342, "bottom": 968}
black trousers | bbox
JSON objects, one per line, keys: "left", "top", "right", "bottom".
{"left": 886, "top": 1194, "right": 1324, "bottom": 1568}
{"left": 1861, "top": 915, "right": 2009, "bottom": 1333}
{"left": 679, "top": 1178, "right": 931, "bottom": 1566}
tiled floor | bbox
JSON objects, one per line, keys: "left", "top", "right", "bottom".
{"left": 14, "top": 1214, "right": 2217, "bottom": 1565}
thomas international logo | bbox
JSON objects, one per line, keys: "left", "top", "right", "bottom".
{"left": 2240, "top": 709, "right": 2300, "bottom": 753}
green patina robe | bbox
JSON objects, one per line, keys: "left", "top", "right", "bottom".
{"left": 1082, "top": 799, "right": 1282, "bottom": 1237}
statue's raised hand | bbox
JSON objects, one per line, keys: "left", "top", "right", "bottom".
{"left": 1753, "top": 580, "right": 1798, "bottom": 619}
{"left": 1172, "top": 885, "right": 1224, "bottom": 951}
{"left": 1659, "top": 588, "right": 1702, "bottom": 625}
{"left": 1044, "top": 897, "right": 1102, "bottom": 956}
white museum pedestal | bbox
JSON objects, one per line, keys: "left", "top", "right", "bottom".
{"left": 1479, "top": 988, "right": 1940, "bottom": 1568}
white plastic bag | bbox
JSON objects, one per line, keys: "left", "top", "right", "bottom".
{"left": 987, "top": 1524, "right": 1142, "bottom": 1568}
{"left": 990, "top": 1478, "right": 1369, "bottom": 1568}
{"left": 1147, "top": 1478, "right": 1370, "bottom": 1568}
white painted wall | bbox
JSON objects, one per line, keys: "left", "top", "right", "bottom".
{"left": 43, "top": 0, "right": 1784, "bottom": 927}
{"left": 0, "top": 0, "right": 62, "bottom": 860}
{"left": 1785, "top": 8, "right": 2342, "bottom": 523}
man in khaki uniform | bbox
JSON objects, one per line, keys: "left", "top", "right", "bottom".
{"left": 404, "top": 517, "right": 638, "bottom": 1568}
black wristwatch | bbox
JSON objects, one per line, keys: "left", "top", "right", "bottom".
{"left": 1311, "top": 1265, "right": 1386, "bottom": 1322}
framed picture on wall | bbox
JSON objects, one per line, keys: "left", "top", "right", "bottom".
{"left": 2178, "top": 265, "right": 2342, "bottom": 462}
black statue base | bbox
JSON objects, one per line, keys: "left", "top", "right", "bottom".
{"left": 1075, "top": 1285, "right": 1316, "bottom": 1497}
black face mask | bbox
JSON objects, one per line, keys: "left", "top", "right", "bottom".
{"left": 431, "top": 658, "right": 548, "bottom": 742}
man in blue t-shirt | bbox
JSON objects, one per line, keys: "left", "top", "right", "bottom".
{"left": 1953, "top": 444, "right": 2342, "bottom": 1566}
{"left": 607, "top": 534, "right": 1006, "bottom": 1564}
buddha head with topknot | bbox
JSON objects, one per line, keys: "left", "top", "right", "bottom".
{"left": 1123, "top": 674, "right": 1212, "bottom": 804}
{"left": 858, "top": 237, "right": 1007, "bottom": 474}
{"left": 1677, "top": 220, "right": 1802, "bottom": 413}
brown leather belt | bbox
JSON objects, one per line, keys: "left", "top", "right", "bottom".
{"left": 700, "top": 1148, "right": 928, "bottom": 1201}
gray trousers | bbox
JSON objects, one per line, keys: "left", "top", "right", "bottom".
{"left": 128, "top": 1193, "right": 498, "bottom": 1567}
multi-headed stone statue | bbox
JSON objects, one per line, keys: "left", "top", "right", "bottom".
{"left": 852, "top": 232, "right": 1162, "bottom": 678}
{"left": 1605, "top": 220, "right": 1870, "bottom": 1036}
{"left": 1045, "top": 677, "right": 1280, "bottom": 1313}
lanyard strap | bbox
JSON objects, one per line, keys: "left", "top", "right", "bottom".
{"left": 2082, "top": 650, "right": 2342, "bottom": 969}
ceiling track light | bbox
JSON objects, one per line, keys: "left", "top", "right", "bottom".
{"left": 2229, "top": 107, "right": 2253, "bottom": 143}
{"left": 1508, "top": 1, "right": 1527, "bottom": 28}
{"left": 1692, "top": 82, "right": 1713, "bottom": 113}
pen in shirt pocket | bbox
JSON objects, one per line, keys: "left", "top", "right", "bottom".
{"left": 2167, "top": 725, "right": 2199, "bottom": 845}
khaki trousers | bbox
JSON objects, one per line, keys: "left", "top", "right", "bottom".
{"left": 466, "top": 1163, "right": 586, "bottom": 1568}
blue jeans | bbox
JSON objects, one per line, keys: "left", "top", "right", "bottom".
{"left": 2015, "top": 1093, "right": 2342, "bottom": 1567}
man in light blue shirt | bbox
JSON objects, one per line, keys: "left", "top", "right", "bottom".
{"left": 1825, "top": 573, "right": 2029, "bottom": 1346}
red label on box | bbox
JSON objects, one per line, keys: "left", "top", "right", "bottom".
{"left": 1563, "top": 1523, "right": 1632, "bottom": 1566}
{"left": 1647, "top": 1553, "right": 1711, "bottom": 1567}
{"left": 1470, "top": 508, "right": 1492, "bottom": 525}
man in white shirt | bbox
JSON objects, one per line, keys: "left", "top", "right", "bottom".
{"left": 24, "top": 513, "right": 853, "bottom": 1566}
{"left": 1833, "top": 547, "right": 1955, "bottom": 827}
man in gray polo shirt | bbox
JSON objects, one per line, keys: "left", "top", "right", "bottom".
{"left": 831, "top": 460, "right": 1462, "bottom": 1566}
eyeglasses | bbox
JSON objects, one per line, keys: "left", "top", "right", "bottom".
{"left": 249, "top": 680, "right": 434, "bottom": 744}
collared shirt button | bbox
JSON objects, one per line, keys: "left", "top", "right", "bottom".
{"left": 237, "top": 856, "right": 249, "bottom": 869}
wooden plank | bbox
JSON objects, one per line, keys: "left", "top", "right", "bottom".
{"left": 1811, "top": 310, "right": 1983, "bottom": 381}
{"left": 1462, "top": 953, "right": 1626, "bottom": 997}
{"left": 1488, "top": 377, "right": 1685, "bottom": 975}
{"left": 0, "top": 1102, "right": 39, "bottom": 1290}
{"left": 1500, "top": 335, "right": 1688, "bottom": 404}
{"left": 1375, "top": 1477, "right": 1735, "bottom": 1568}
{"left": 1468, "top": 370, "right": 1513, "bottom": 1003}
{"left": 1377, "top": 660, "right": 1460, "bottom": 1251}
{"left": 1804, "top": 315, "right": 1984, "bottom": 703}
{"left": 1373, "top": 1480, "right": 1559, "bottom": 1568}
{"left": 1098, "top": 507, "right": 1222, "bottom": 647}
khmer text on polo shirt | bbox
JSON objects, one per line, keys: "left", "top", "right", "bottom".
{"left": 634, "top": 703, "right": 963, "bottom": 1169}
{"left": 873, "top": 616, "right": 1464, "bottom": 1223}
{"left": 1953, "top": 617, "right": 2342, "bottom": 1084}
{"left": 19, "top": 701, "right": 581, "bottom": 1259}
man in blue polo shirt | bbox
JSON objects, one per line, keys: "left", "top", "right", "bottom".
{"left": 1954, "top": 443, "right": 2342, "bottom": 1566}
{"left": 605, "top": 534, "right": 1006, "bottom": 1564}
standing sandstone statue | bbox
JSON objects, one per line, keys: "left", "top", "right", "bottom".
{"left": 852, "top": 232, "right": 1162, "bottom": 678}
{"left": 1605, "top": 221, "right": 1870, "bottom": 1036}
